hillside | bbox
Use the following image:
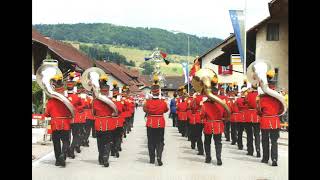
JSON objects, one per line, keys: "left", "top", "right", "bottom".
{"left": 66, "top": 41, "right": 192, "bottom": 75}
{"left": 33, "top": 23, "right": 223, "bottom": 56}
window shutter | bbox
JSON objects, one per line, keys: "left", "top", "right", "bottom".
{"left": 227, "top": 65, "right": 233, "bottom": 75}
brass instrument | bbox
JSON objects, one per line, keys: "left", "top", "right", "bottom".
{"left": 81, "top": 67, "right": 118, "bottom": 116}
{"left": 191, "top": 68, "right": 231, "bottom": 120}
{"left": 246, "top": 61, "right": 287, "bottom": 116}
{"left": 36, "top": 59, "right": 75, "bottom": 117}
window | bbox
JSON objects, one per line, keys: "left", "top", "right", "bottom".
{"left": 267, "top": 23, "right": 279, "bottom": 41}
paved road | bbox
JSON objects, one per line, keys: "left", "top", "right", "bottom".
{"left": 32, "top": 107, "right": 288, "bottom": 180}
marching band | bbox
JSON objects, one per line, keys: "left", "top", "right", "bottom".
{"left": 36, "top": 59, "right": 287, "bottom": 168}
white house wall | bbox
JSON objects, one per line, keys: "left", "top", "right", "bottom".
{"left": 255, "top": 17, "right": 288, "bottom": 90}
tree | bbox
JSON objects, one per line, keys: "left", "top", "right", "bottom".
{"left": 141, "top": 61, "right": 155, "bottom": 75}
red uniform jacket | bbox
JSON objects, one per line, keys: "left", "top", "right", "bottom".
{"left": 200, "top": 101, "right": 224, "bottom": 134}
{"left": 230, "top": 98, "right": 242, "bottom": 122}
{"left": 67, "top": 93, "right": 85, "bottom": 124}
{"left": 45, "top": 98, "right": 72, "bottom": 131}
{"left": 84, "top": 95, "right": 94, "bottom": 121}
{"left": 186, "top": 97, "right": 195, "bottom": 124}
{"left": 258, "top": 95, "right": 282, "bottom": 129}
{"left": 144, "top": 98, "right": 168, "bottom": 128}
{"left": 121, "top": 97, "right": 131, "bottom": 118}
{"left": 128, "top": 97, "right": 135, "bottom": 115}
{"left": 192, "top": 94, "right": 205, "bottom": 124}
{"left": 112, "top": 99, "right": 125, "bottom": 128}
{"left": 175, "top": 97, "right": 182, "bottom": 120}
{"left": 92, "top": 99, "right": 116, "bottom": 131}
{"left": 235, "top": 97, "right": 247, "bottom": 123}
{"left": 245, "top": 90, "right": 260, "bottom": 123}
{"left": 177, "top": 100, "right": 188, "bottom": 121}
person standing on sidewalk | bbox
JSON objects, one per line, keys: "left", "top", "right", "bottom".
{"left": 143, "top": 75, "right": 168, "bottom": 166}
{"left": 44, "top": 74, "right": 72, "bottom": 167}
{"left": 169, "top": 93, "right": 178, "bottom": 127}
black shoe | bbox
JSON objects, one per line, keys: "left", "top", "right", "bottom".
{"left": 272, "top": 161, "right": 278, "bottom": 166}
{"left": 119, "top": 147, "right": 122, "bottom": 151}
{"left": 197, "top": 152, "right": 204, "bottom": 155}
{"left": 68, "top": 153, "right": 75, "bottom": 159}
{"left": 150, "top": 158, "right": 155, "bottom": 164}
{"left": 98, "top": 156, "right": 103, "bottom": 165}
{"left": 103, "top": 156, "right": 109, "bottom": 167}
{"left": 191, "top": 145, "right": 195, "bottom": 149}
{"left": 261, "top": 159, "right": 268, "bottom": 164}
{"left": 257, "top": 152, "right": 261, "bottom": 158}
{"left": 217, "top": 159, "right": 222, "bottom": 166}
{"left": 115, "top": 152, "right": 120, "bottom": 158}
{"left": 226, "top": 139, "right": 230, "bottom": 142}
{"left": 246, "top": 152, "right": 253, "bottom": 156}
{"left": 238, "top": 147, "right": 243, "bottom": 150}
{"left": 55, "top": 161, "right": 61, "bottom": 166}
{"left": 205, "top": 157, "right": 212, "bottom": 163}
{"left": 157, "top": 158, "right": 163, "bottom": 166}
{"left": 75, "top": 147, "right": 81, "bottom": 153}
{"left": 231, "top": 142, "right": 236, "bottom": 145}
{"left": 58, "top": 155, "right": 66, "bottom": 167}
{"left": 111, "top": 152, "right": 115, "bottom": 156}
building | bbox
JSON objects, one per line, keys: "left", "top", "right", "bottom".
{"left": 197, "top": 0, "right": 288, "bottom": 90}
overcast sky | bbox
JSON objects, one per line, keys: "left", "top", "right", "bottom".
{"left": 32, "top": 0, "right": 271, "bottom": 39}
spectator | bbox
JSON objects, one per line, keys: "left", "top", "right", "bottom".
{"left": 169, "top": 93, "right": 178, "bottom": 127}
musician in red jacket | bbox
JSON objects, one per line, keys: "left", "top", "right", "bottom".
{"left": 191, "top": 92, "right": 205, "bottom": 155}
{"left": 229, "top": 90, "right": 239, "bottom": 145}
{"left": 219, "top": 89, "right": 231, "bottom": 142}
{"left": 258, "top": 70, "right": 284, "bottom": 166}
{"left": 176, "top": 86, "right": 184, "bottom": 134}
{"left": 186, "top": 90, "right": 194, "bottom": 141}
{"left": 200, "top": 84, "right": 225, "bottom": 166}
{"left": 177, "top": 93, "right": 188, "bottom": 137}
{"left": 235, "top": 87, "right": 248, "bottom": 150}
{"left": 44, "top": 74, "right": 72, "bottom": 167}
{"left": 245, "top": 84, "right": 261, "bottom": 157}
{"left": 143, "top": 75, "right": 168, "bottom": 166}
{"left": 75, "top": 80, "right": 88, "bottom": 147}
{"left": 110, "top": 81, "right": 125, "bottom": 158}
{"left": 66, "top": 73, "right": 85, "bottom": 158}
{"left": 92, "top": 75, "right": 117, "bottom": 167}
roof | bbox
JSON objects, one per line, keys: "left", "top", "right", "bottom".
{"left": 95, "top": 61, "right": 133, "bottom": 85}
{"left": 32, "top": 28, "right": 93, "bottom": 70}
{"left": 198, "top": 35, "right": 235, "bottom": 60}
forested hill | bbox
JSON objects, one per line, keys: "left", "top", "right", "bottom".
{"left": 33, "top": 23, "right": 223, "bottom": 56}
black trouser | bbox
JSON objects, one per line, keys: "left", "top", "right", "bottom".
{"left": 171, "top": 113, "right": 177, "bottom": 127}
{"left": 204, "top": 133, "right": 222, "bottom": 161}
{"left": 177, "top": 120, "right": 182, "bottom": 133}
{"left": 85, "top": 119, "right": 96, "bottom": 140}
{"left": 194, "top": 124, "right": 204, "bottom": 153}
{"left": 70, "top": 123, "right": 81, "bottom": 154}
{"left": 230, "top": 122, "right": 238, "bottom": 144}
{"left": 244, "top": 122, "right": 254, "bottom": 154}
{"left": 96, "top": 131, "right": 113, "bottom": 164}
{"left": 147, "top": 127, "right": 165, "bottom": 161}
{"left": 237, "top": 122, "right": 245, "bottom": 149}
{"left": 224, "top": 121, "right": 231, "bottom": 141}
{"left": 125, "top": 118, "right": 131, "bottom": 133}
{"left": 261, "top": 129, "right": 279, "bottom": 162}
{"left": 52, "top": 130, "right": 70, "bottom": 160}
{"left": 131, "top": 113, "right": 135, "bottom": 127}
{"left": 190, "top": 124, "right": 196, "bottom": 147}
{"left": 180, "top": 121, "right": 187, "bottom": 136}
{"left": 252, "top": 123, "right": 261, "bottom": 153}
{"left": 186, "top": 121, "right": 191, "bottom": 139}
{"left": 79, "top": 123, "right": 86, "bottom": 146}
{"left": 111, "top": 127, "right": 123, "bottom": 155}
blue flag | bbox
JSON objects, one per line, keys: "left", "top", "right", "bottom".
{"left": 229, "top": 10, "right": 245, "bottom": 65}
{"left": 182, "top": 62, "right": 189, "bottom": 84}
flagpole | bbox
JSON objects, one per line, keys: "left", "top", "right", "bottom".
{"left": 187, "top": 36, "right": 190, "bottom": 94}
{"left": 244, "top": 0, "right": 247, "bottom": 75}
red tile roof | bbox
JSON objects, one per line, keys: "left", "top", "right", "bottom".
{"left": 32, "top": 28, "right": 93, "bottom": 70}
{"left": 95, "top": 61, "right": 134, "bottom": 85}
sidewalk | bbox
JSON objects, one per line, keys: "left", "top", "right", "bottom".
{"left": 32, "top": 141, "right": 53, "bottom": 161}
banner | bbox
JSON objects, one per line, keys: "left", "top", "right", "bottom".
{"left": 231, "top": 54, "right": 241, "bottom": 65}
{"left": 229, "top": 10, "right": 245, "bottom": 65}
{"left": 182, "top": 62, "right": 189, "bottom": 84}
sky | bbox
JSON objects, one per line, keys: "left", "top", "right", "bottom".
{"left": 32, "top": 0, "right": 271, "bottom": 39}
